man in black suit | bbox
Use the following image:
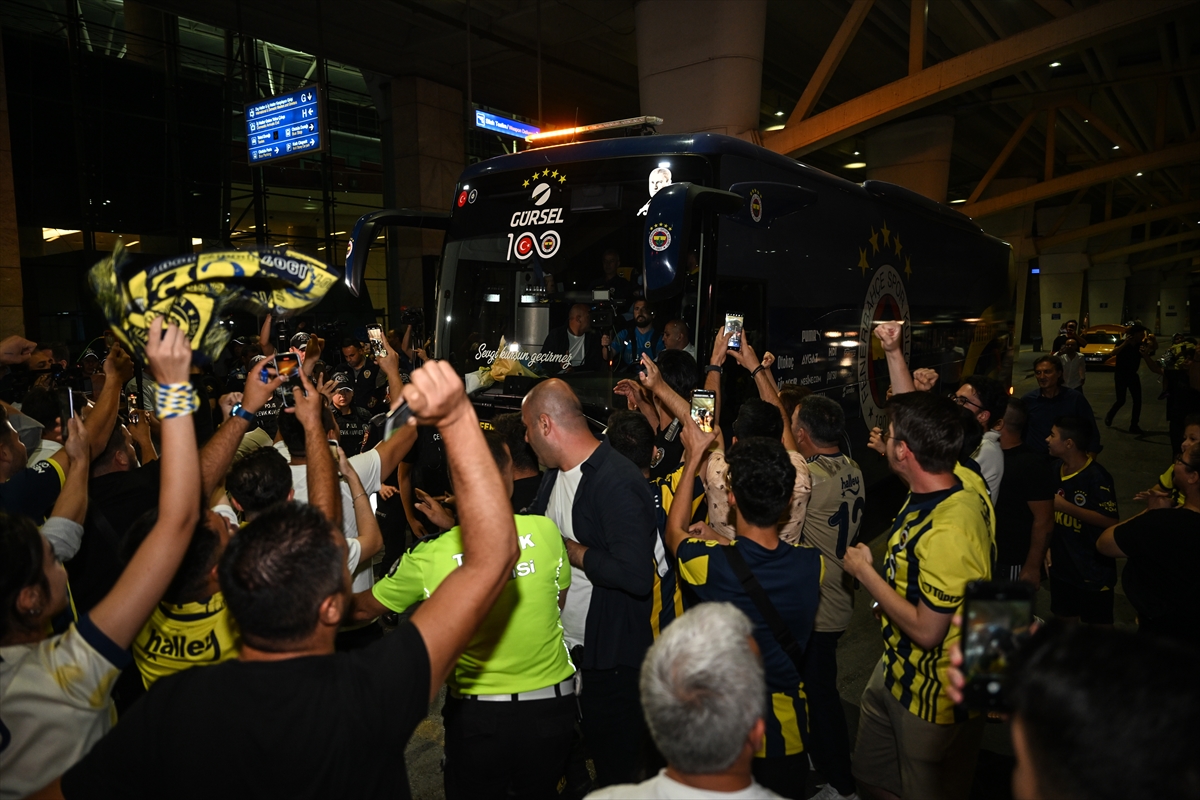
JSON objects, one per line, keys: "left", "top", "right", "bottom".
{"left": 541, "top": 303, "right": 608, "bottom": 372}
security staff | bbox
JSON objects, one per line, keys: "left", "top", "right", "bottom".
{"left": 340, "top": 337, "right": 385, "bottom": 412}
{"left": 348, "top": 431, "right": 576, "bottom": 800}
{"left": 327, "top": 373, "right": 373, "bottom": 456}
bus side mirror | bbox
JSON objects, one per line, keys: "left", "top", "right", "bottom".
{"left": 643, "top": 183, "right": 742, "bottom": 301}
{"left": 726, "top": 182, "right": 817, "bottom": 227}
{"left": 344, "top": 209, "right": 450, "bottom": 297}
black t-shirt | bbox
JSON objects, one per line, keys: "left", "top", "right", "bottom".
{"left": 994, "top": 444, "right": 1057, "bottom": 566}
{"left": 1114, "top": 508, "right": 1200, "bottom": 645}
{"left": 403, "top": 425, "right": 449, "bottom": 532}
{"left": 255, "top": 395, "right": 286, "bottom": 439}
{"left": 70, "top": 461, "right": 162, "bottom": 613}
{"left": 511, "top": 475, "right": 542, "bottom": 515}
{"left": 1114, "top": 339, "right": 1142, "bottom": 372}
{"left": 62, "top": 622, "right": 432, "bottom": 799}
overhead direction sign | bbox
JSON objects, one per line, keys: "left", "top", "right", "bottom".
{"left": 474, "top": 109, "right": 540, "bottom": 140}
{"left": 245, "top": 86, "right": 325, "bottom": 165}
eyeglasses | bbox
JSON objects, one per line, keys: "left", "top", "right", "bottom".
{"left": 950, "top": 392, "right": 982, "bottom": 411}
{"left": 1175, "top": 455, "right": 1199, "bottom": 472}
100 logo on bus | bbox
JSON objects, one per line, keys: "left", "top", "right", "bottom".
{"left": 507, "top": 230, "right": 561, "bottom": 261}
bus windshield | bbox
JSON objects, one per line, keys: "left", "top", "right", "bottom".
{"left": 437, "top": 154, "right": 710, "bottom": 412}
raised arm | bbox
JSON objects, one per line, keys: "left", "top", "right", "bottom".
{"left": 375, "top": 341, "right": 407, "bottom": 415}
{"left": 874, "top": 322, "right": 915, "bottom": 395}
{"left": 372, "top": 416, "right": 417, "bottom": 480}
{"left": 728, "top": 340, "right": 798, "bottom": 452}
{"left": 665, "top": 418, "right": 719, "bottom": 556}
{"left": 405, "top": 361, "right": 519, "bottom": 702}
{"left": 200, "top": 370, "right": 284, "bottom": 498}
{"left": 292, "top": 368, "right": 341, "bottom": 528}
{"left": 708, "top": 328, "right": 732, "bottom": 424}
{"left": 258, "top": 315, "right": 276, "bottom": 357}
{"left": 46, "top": 417, "right": 90, "bottom": 526}
{"left": 339, "top": 447, "right": 382, "bottom": 563}
{"left": 638, "top": 352, "right": 690, "bottom": 426}
{"left": 50, "top": 342, "right": 132, "bottom": 475}
{"left": 88, "top": 318, "right": 202, "bottom": 649}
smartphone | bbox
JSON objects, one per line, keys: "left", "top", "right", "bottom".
{"left": 690, "top": 389, "right": 716, "bottom": 434}
{"left": 127, "top": 391, "right": 140, "bottom": 425}
{"left": 274, "top": 353, "right": 302, "bottom": 407}
{"left": 328, "top": 439, "right": 341, "bottom": 461}
{"left": 724, "top": 313, "right": 744, "bottom": 351}
{"left": 382, "top": 400, "right": 414, "bottom": 442}
{"left": 960, "top": 580, "right": 1035, "bottom": 711}
{"left": 366, "top": 324, "right": 388, "bottom": 359}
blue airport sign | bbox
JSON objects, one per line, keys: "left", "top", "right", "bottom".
{"left": 474, "top": 109, "right": 540, "bottom": 140}
{"left": 246, "top": 86, "right": 324, "bottom": 164}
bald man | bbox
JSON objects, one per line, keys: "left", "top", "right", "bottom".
{"left": 661, "top": 319, "right": 695, "bottom": 359}
{"left": 523, "top": 380, "right": 656, "bottom": 787}
{"left": 541, "top": 304, "right": 605, "bottom": 372}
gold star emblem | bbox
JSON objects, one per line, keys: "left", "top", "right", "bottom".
{"left": 893, "top": 234, "right": 903, "bottom": 257}
{"left": 558, "top": 174, "right": 566, "bottom": 184}
{"left": 857, "top": 248, "right": 870, "bottom": 275}
{"left": 551, "top": 170, "right": 559, "bottom": 178}
{"left": 522, "top": 179, "right": 529, "bottom": 188}
{"left": 531, "top": 172, "right": 539, "bottom": 182}
{"left": 542, "top": 169, "right": 550, "bottom": 176}
{"left": 880, "top": 221, "right": 891, "bottom": 246}
{"left": 904, "top": 256, "right": 912, "bottom": 278}
{"left": 868, "top": 228, "right": 879, "bottom": 255}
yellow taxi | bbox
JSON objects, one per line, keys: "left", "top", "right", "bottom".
{"left": 1079, "top": 324, "right": 1129, "bottom": 367}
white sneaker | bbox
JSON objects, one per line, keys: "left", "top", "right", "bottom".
{"left": 810, "top": 784, "right": 859, "bottom": 800}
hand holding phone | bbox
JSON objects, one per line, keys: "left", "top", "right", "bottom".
{"left": 274, "top": 353, "right": 303, "bottom": 407}
{"left": 960, "top": 580, "right": 1034, "bottom": 711}
{"left": 724, "top": 313, "right": 744, "bottom": 351}
{"left": 366, "top": 324, "right": 388, "bottom": 359}
{"left": 690, "top": 389, "right": 715, "bottom": 434}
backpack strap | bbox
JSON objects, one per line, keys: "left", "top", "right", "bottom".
{"left": 720, "top": 544, "right": 805, "bottom": 674}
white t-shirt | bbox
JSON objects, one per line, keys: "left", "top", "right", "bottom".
{"left": 975, "top": 430, "right": 1005, "bottom": 503}
{"left": 26, "top": 439, "right": 62, "bottom": 467}
{"left": 0, "top": 620, "right": 125, "bottom": 800}
{"left": 288, "top": 448, "right": 382, "bottom": 594}
{"left": 545, "top": 463, "right": 588, "bottom": 649}
{"left": 567, "top": 332, "right": 587, "bottom": 367}
{"left": 1060, "top": 353, "right": 1086, "bottom": 390}
{"left": 586, "top": 770, "right": 783, "bottom": 799}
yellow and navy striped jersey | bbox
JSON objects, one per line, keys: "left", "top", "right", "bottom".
{"left": 1049, "top": 457, "right": 1119, "bottom": 590}
{"left": 880, "top": 481, "right": 994, "bottom": 725}
{"left": 649, "top": 465, "right": 707, "bottom": 638}
{"left": 1158, "top": 464, "right": 1186, "bottom": 507}
{"left": 132, "top": 593, "right": 240, "bottom": 689}
{"left": 678, "top": 537, "right": 823, "bottom": 757}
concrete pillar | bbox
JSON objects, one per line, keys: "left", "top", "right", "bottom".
{"left": 0, "top": 29, "right": 24, "bottom": 339}
{"left": 389, "top": 77, "right": 462, "bottom": 309}
{"left": 1160, "top": 269, "right": 1191, "bottom": 335}
{"left": 1086, "top": 262, "right": 1128, "bottom": 326}
{"left": 1034, "top": 204, "right": 1096, "bottom": 340}
{"left": 865, "top": 116, "right": 955, "bottom": 203}
{"left": 635, "top": 0, "right": 767, "bottom": 138}
{"left": 1126, "top": 269, "right": 1159, "bottom": 328}
{"left": 976, "top": 179, "right": 1035, "bottom": 346}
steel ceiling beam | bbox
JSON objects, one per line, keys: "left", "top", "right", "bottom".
{"left": 1035, "top": 199, "right": 1200, "bottom": 252}
{"left": 961, "top": 140, "right": 1200, "bottom": 218}
{"left": 1092, "top": 229, "right": 1200, "bottom": 263}
{"left": 763, "top": 0, "right": 1196, "bottom": 157}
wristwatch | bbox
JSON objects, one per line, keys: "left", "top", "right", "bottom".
{"left": 230, "top": 403, "right": 256, "bottom": 426}
{"left": 704, "top": 364, "right": 723, "bottom": 374}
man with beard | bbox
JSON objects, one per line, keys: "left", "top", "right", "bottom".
{"left": 611, "top": 300, "right": 662, "bottom": 371}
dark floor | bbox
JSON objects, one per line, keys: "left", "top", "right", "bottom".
{"left": 402, "top": 348, "right": 1172, "bottom": 799}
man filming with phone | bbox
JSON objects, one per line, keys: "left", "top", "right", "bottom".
{"left": 841, "top": 392, "right": 993, "bottom": 800}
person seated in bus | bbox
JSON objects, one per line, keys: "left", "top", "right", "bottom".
{"left": 542, "top": 303, "right": 607, "bottom": 372}
{"left": 591, "top": 249, "right": 636, "bottom": 304}
{"left": 611, "top": 300, "right": 662, "bottom": 370}
{"left": 661, "top": 320, "right": 695, "bottom": 360}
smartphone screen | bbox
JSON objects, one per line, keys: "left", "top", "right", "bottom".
{"left": 275, "top": 353, "right": 302, "bottom": 407}
{"left": 690, "top": 390, "right": 716, "bottom": 433}
{"left": 366, "top": 325, "right": 388, "bottom": 359}
{"left": 127, "top": 391, "right": 140, "bottom": 425}
{"left": 724, "top": 313, "right": 744, "bottom": 351}
{"left": 961, "top": 581, "right": 1035, "bottom": 710}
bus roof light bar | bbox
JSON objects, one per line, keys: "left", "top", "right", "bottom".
{"left": 526, "top": 116, "right": 664, "bottom": 144}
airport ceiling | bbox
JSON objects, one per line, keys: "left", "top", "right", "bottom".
{"left": 16, "top": 0, "right": 1200, "bottom": 269}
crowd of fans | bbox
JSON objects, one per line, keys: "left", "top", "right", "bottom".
{"left": 0, "top": 307, "right": 1197, "bottom": 800}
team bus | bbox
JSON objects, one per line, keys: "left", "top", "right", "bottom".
{"left": 345, "top": 132, "right": 1015, "bottom": 486}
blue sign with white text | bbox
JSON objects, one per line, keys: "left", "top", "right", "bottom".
{"left": 246, "top": 87, "right": 323, "bottom": 164}
{"left": 474, "top": 109, "right": 540, "bottom": 140}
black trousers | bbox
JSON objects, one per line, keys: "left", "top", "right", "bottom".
{"left": 801, "top": 630, "right": 856, "bottom": 796}
{"left": 580, "top": 665, "right": 647, "bottom": 787}
{"left": 1108, "top": 370, "right": 1142, "bottom": 427}
{"left": 752, "top": 753, "right": 809, "bottom": 800}
{"left": 442, "top": 693, "right": 576, "bottom": 800}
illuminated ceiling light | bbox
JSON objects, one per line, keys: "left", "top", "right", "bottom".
{"left": 1049, "top": 61, "right": 1062, "bottom": 67}
{"left": 124, "top": 240, "right": 140, "bottom": 247}
{"left": 853, "top": 151, "right": 860, "bottom": 156}
{"left": 191, "top": 237, "right": 203, "bottom": 245}
{"left": 774, "top": 110, "right": 784, "bottom": 117}
{"left": 764, "top": 124, "right": 785, "bottom": 132}
{"left": 949, "top": 199, "right": 966, "bottom": 204}
{"left": 843, "top": 162, "right": 867, "bottom": 169}
{"left": 1136, "top": 172, "right": 1143, "bottom": 177}
{"left": 1112, "top": 145, "right": 1120, "bottom": 150}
